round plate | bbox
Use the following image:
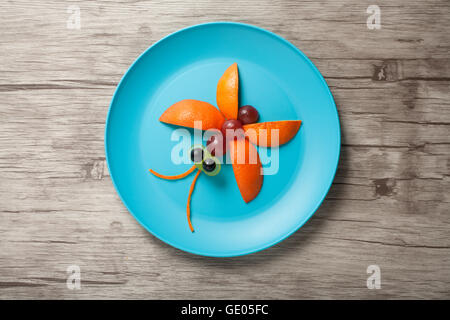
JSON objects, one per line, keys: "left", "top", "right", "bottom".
{"left": 105, "top": 22, "right": 340, "bottom": 257}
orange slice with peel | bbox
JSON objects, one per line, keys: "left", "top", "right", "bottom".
{"left": 216, "top": 63, "right": 238, "bottom": 120}
{"left": 243, "top": 120, "right": 302, "bottom": 147}
{"left": 159, "top": 99, "right": 225, "bottom": 130}
{"left": 229, "top": 138, "right": 263, "bottom": 203}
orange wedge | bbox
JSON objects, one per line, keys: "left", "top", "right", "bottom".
{"left": 229, "top": 138, "right": 263, "bottom": 203}
{"left": 243, "top": 120, "right": 302, "bottom": 147}
{"left": 159, "top": 99, "right": 225, "bottom": 130}
{"left": 216, "top": 63, "right": 238, "bottom": 120}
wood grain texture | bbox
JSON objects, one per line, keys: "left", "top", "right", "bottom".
{"left": 0, "top": 0, "right": 449, "bottom": 299}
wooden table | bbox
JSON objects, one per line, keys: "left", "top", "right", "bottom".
{"left": 1, "top": 0, "right": 449, "bottom": 299}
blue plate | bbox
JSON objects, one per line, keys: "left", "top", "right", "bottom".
{"left": 105, "top": 22, "right": 340, "bottom": 257}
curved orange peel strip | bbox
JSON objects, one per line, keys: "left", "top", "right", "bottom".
{"left": 187, "top": 169, "right": 201, "bottom": 232}
{"left": 149, "top": 165, "right": 196, "bottom": 180}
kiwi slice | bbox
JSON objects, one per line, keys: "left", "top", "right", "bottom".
{"left": 189, "top": 144, "right": 221, "bottom": 176}
{"left": 201, "top": 154, "right": 221, "bottom": 176}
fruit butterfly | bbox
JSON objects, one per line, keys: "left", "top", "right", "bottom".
{"left": 150, "top": 63, "right": 302, "bottom": 232}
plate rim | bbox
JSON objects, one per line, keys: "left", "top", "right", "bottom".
{"left": 104, "top": 21, "right": 341, "bottom": 257}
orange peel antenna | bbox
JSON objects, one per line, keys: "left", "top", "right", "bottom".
{"left": 187, "top": 169, "right": 201, "bottom": 232}
{"left": 149, "top": 165, "right": 196, "bottom": 180}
